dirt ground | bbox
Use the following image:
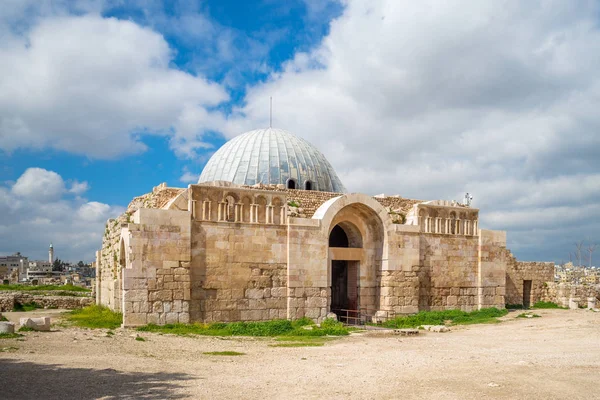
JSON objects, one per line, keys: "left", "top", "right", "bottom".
{"left": 1, "top": 309, "right": 598, "bottom": 400}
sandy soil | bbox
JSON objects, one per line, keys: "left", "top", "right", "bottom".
{"left": 1, "top": 309, "right": 598, "bottom": 400}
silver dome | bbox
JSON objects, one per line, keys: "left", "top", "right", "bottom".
{"left": 198, "top": 128, "right": 346, "bottom": 193}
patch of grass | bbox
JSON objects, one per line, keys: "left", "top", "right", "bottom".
{"left": 65, "top": 305, "right": 123, "bottom": 329}
{"left": 203, "top": 351, "right": 245, "bottom": 356}
{"left": 135, "top": 336, "right": 146, "bottom": 342}
{"left": 516, "top": 313, "right": 541, "bottom": 319}
{"left": 137, "top": 318, "right": 350, "bottom": 337}
{"left": 0, "top": 346, "right": 19, "bottom": 352}
{"left": 13, "top": 302, "right": 41, "bottom": 312}
{"left": 0, "top": 333, "right": 23, "bottom": 339}
{"left": 505, "top": 304, "right": 525, "bottom": 310}
{"left": 0, "top": 315, "right": 8, "bottom": 322}
{"left": 382, "top": 308, "right": 509, "bottom": 329}
{"left": 270, "top": 342, "right": 324, "bottom": 347}
{"left": 18, "top": 326, "right": 35, "bottom": 332}
{"left": 106, "top": 330, "right": 115, "bottom": 336}
{"left": 0, "top": 284, "right": 90, "bottom": 292}
{"left": 532, "top": 301, "right": 566, "bottom": 309}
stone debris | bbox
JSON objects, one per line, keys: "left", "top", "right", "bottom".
{"left": 394, "top": 329, "right": 419, "bottom": 336}
{"left": 19, "top": 317, "right": 51, "bottom": 332}
{"left": 0, "top": 321, "right": 16, "bottom": 334}
{"left": 420, "top": 325, "right": 450, "bottom": 333}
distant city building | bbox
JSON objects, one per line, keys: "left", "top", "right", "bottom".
{"left": 0, "top": 252, "right": 29, "bottom": 281}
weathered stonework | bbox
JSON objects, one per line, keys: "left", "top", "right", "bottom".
{"left": 97, "top": 182, "right": 544, "bottom": 327}
{"left": 505, "top": 258, "right": 555, "bottom": 307}
{"left": 0, "top": 292, "right": 93, "bottom": 312}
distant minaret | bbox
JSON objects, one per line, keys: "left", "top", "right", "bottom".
{"left": 49, "top": 243, "right": 54, "bottom": 264}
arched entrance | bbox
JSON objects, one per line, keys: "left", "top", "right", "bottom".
{"left": 327, "top": 204, "right": 383, "bottom": 322}
{"left": 329, "top": 223, "right": 361, "bottom": 319}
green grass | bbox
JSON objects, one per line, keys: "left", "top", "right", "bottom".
{"left": 382, "top": 308, "right": 509, "bottom": 329}
{"left": 516, "top": 313, "right": 541, "bottom": 318}
{"left": 137, "top": 317, "right": 350, "bottom": 338}
{"left": 532, "top": 301, "right": 566, "bottom": 309}
{"left": 270, "top": 342, "right": 324, "bottom": 347}
{"left": 13, "top": 302, "right": 41, "bottom": 312}
{"left": 65, "top": 305, "right": 123, "bottom": 329}
{"left": 203, "top": 351, "right": 245, "bottom": 356}
{"left": 0, "top": 346, "right": 19, "bottom": 352}
{"left": 505, "top": 304, "right": 526, "bottom": 310}
{"left": 135, "top": 336, "right": 146, "bottom": 342}
{"left": 0, "top": 284, "right": 90, "bottom": 293}
{"left": 0, "top": 315, "right": 7, "bottom": 321}
{"left": 0, "top": 333, "right": 23, "bottom": 339}
{"left": 17, "top": 326, "right": 35, "bottom": 332}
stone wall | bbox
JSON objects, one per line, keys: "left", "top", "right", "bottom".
{"left": 505, "top": 259, "right": 555, "bottom": 306}
{"left": 541, "top": 282, "right": 600, "bottom": 308}
{"left": 0, "top": 292, "right": 93, "bottom": 312}
{"left": 96, "top": 184, "right": 186, "bottom": 323}
{"left": 121, "top": 208, "right": 192, "bottom": 326}
{"left": 98, "top": 184, "right": 516, "bottom": 325}
{"left": 190, "top": 221, "right": 288, "bottom": 322}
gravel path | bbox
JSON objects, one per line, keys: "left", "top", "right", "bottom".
{"left": 1, "top": 309, "right": 598, "bottom": 399}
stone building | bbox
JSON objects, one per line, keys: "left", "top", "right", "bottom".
{"left": 96, "top": 128, "right": 554, "bottom": 326}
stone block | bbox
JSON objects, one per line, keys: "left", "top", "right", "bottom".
{"left": 245, "top": 288, "right": 264, "bottom": 299}
{"left": 19, "top": 317, "right": 51, "bottom": 332}
{"left": 588, "top": 297, "right": 597, "bottom": 309}
{"left": 569, "top": 298, "right": 580, "bottom": 310}
{"left": 0, "top": 321, "right": 15, "bottom": 334}
{"left": 166, "top": 313, "right": 179, "bottom": 324}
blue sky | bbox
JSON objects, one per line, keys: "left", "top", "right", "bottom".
{"left": 1, "top": 0, "right": 341, "bottom": 205}
{"left": 1, "top": 0, "right": 599, "bottom": 263}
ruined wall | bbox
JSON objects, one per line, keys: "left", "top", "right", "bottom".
{"left": 541, "top": 282, "right": 600, "bottom": 308}
{"left": 96, "top": 183, "right": 184, "bottom": 314}
{"left": 505, "top": 259, "right": 555, "bottom": 306}
{"left": 0, "top": 292, "right": 93, "bottom": 312}
{"left": 122, "top": 208, "right": 192, "bottom": 326}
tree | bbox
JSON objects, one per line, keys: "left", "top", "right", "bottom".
{"left": 77, "top": 261, "right": 85, "bottom": 269}
{"left": 52, "top": 258, "right": 64, "bottom": 272}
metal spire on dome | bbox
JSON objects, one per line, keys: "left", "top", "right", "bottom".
{"left": 270, "top": 96, "right": 273, "bottom": 128}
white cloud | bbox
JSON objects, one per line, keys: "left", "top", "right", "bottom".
{"left": 0, "top": 168, "right": 123, "bottom": 261}
{"left": 0, "top": 12, "right": 228, "bottom": 159}
{"left": 223, "top": 0, "right": 600, "bottom": 261}
{"left": 11, "top": 168, "right": 65, "bottom": 201}
{"left": 69, "top": 180, "right": 90, "bottom": 196}
{"left": 179, "top": 167, "right": 199, "bottom": 184}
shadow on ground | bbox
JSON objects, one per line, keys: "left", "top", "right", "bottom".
{"left": 0, "top": 359, "right": 194, "bottom": 399}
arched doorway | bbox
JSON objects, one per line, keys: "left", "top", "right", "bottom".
{"left": 325, "top": 202, "right": 385, "bottom": 323}
{"left": 328, "top": 222, "right": 362, "bottom": 320}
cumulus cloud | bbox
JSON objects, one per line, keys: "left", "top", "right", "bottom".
{"left": 0, "top": 168, "right": 123, "bottom": 261}
{"left": 223, "top": 0, "right": 600, "bottom": 261}
{"left": 12, "top": 168, "right": 66, "bottom": 201}
{"left": 0, "top": 12, "right": 228, "bottom": 159}
{"left": 68, "top": 180, "right": 90, "bottom": 196}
